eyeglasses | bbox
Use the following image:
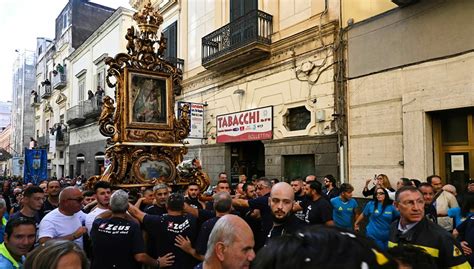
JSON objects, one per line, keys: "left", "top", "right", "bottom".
{"left": 67, "top": 197, "right": 84, "bottom": 202}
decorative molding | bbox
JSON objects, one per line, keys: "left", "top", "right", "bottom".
{"left": 93, "top": 53, "right": 109, "bottom": 65}
{"left": 75, "top": 69, "right": 87, "bottom": 78}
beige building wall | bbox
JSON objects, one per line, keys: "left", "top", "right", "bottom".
{"left": 342, "top": 0, "right": 396, "bottom": 27}
{"left": 346, "top": 0, "right": 474, "bottom": 195}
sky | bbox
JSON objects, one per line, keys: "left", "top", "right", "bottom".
{"left": 0, "top": 0, "right": 133, "bottom": 102}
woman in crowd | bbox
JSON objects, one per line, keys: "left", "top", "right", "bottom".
{"left": 362, "top": 174, "right": 394, "bottom": 198}
{"left": 24, "top": 240, "right": 89, "bottom": 269}
{"left": 354, "top": 187, "right": 399, "bottom": 250}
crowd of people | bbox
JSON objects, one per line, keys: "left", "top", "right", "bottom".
{"left": 0, "top": 172, "right": 473, "bottom": 268}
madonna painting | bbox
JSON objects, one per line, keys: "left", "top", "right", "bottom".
{"left": 130, "top": 73, "right": 167, "bottom": 124}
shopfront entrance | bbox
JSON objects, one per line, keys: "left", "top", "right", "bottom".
{"left": 229, "top": 141, "right": 265, "bottom": 183}
{"left": 433, "top": 107, "right": 474, "bottom": 192}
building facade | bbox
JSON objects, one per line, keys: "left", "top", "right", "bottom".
{"left": 67, "top": 7, "right": 133, "bottom": 178}
{"left": 11, "top": 50, "right": 36, "bottom": 176}
{"left": 33, "top": 0, "right": 115, "bottom": 178}
{"left": 345, "top": 0, "right": 474, "bottom": 194}
{"left": 129, "top": 0, "right": 343, "bottom": 183}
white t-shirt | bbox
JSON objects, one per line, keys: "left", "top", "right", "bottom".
{"left": 38, "top": 208, "right": 87, "bottom": 248}
{"left": 85, "top": 207, "right": 108, "bottom": 235}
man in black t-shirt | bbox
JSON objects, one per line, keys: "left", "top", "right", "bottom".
{"left": 193, "top": 192, "right": 232, "bottom": 259}
{"left": 91, "top": 190, "right": 173, "bottom": 269}
{"left": 297, "top": 181, "right": 333, "bottom": 226}
{"left": 129, "top": 193, "right": 198, "bottom": 269}
{"left": 10, "top": 186, "right": 43, "bottom": 227}
{"left": 290, "top": 178, "right": 307, "bottom": 221}
{"left": 40, "top": 180, "right": 61, "bottom": 219}
{"left": 185, "top": 182, "right": 205, "bottom": 210}
{"left": 144, "top": 184, "right": 169, "bottom": 216}
{"left": 266, "top": 182, "right": 306, "bottom": 242}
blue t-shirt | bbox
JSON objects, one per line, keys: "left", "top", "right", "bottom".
{"left": 363, "top": 201, "right": 399, "bottom": 241}
{"left": 331, "top": 197, "right": 358, "bottom": 230}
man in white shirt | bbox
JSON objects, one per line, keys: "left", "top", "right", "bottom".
{"left": 427, "top": 175, "right": 459, "bottom": 231}
{"left": 85, "top": 181, "right": 111, "bottom": 234}
{"left": 38, "top": 187, "right": 87, "bottom": 248}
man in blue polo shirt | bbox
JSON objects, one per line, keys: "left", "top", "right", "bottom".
{"left": 0, "top": 218, "right": 37, "bottom": 269}
{"left": 331, "top": 183, "right": 359, "bottom": 230}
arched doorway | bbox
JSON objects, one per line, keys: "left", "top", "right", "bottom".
{"left": 95, "top": 152, "right": 105, "bottom": 175}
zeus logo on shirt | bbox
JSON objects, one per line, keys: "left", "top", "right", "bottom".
{"left": 98, "top": 223, "right": 131, "bottom": 234}
{"left": 167, "top": 219, "right": 190, "bottom": 233}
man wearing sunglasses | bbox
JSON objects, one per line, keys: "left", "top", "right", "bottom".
{"left": 38, "top": 187, "right": 87, "bottom": 248}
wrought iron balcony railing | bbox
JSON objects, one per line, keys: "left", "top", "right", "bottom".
{"left": 66, "top": 103, "right": 85, "bottom": 126}
{"left": 202, "top": 10, "right": 272, "bottom": 67}
{"left": 39, "top": 85, "right": 52, "bottom": 98}
{"left": 52, "top": 73, "right": 67, "bottom": 90}
{"left": 83, "top": 97, "right": 102, "bottom": 118}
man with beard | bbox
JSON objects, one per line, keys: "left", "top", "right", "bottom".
{"left": 323, "top": 174, "right": 340, "bottom": 200}
{"left": 40, "top": 180, "right": 61, "bottom": 219}
{"left": 144, "top": 184, "right": 169, "bottom": 216}
{"left": 129, "top": 193, "right": 198, "bottom": 269}
{"left": 243, "top": 183, "right": 256, "bottom": 200}
{"left": 185, "top": 182, "right": 205, "bottom": 210}
{"left": 267, "top": 182, "right": 306, "bottom": 241}
{"left": 85, "top": 181, "right": 111, "bottom": 234}
{"left": 295, "top": 181, "right": 334, "bottom": 226}
{"left": 290, "top": 178, "right": 306, "bottom": 221}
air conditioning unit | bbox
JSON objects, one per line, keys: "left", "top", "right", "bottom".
{"left": 392, "top": 0, "right": 419, "bottom": 7}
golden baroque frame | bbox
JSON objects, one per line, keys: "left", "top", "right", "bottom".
{"left": 92, "top": 2, "right": 210, "bottom": 189}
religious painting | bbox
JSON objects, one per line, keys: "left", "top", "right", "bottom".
{"left": 133, "top": 155, "right": 176, "bottom": 184}
{"left": 130, "top": 72, "right": 167, "bottom": 124}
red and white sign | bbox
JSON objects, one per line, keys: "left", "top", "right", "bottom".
{"left": 216, "top": 106, "right": 273, "bottom": 143}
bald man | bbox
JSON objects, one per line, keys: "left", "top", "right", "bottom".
{"left": 267, "top": 182, "right": 306, "bottom": 242}
{"left": 198, "top": 214, "right": 255, "bottom": 269}
{"left": 38, "top": 187, "right": 87, "bottom": 248}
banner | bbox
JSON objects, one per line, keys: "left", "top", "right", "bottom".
{"left": 178, "top": 102, "right": 205, "bottom": 138}
{"left": 23, "top": 148, "right": 48, "bottom": 185}
{"left": 216, "top": 106, "right": 273, "bottom": 143}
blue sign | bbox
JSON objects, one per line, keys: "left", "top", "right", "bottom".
{"left": 24, "top": 148, "right": 47, "bottom": 184}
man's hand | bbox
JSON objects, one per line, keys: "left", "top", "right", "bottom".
{"left": 461, "top": 241, "right": 472, "bottom": 256}
{"left": 158, "top": 252, "right": 175, "bottom": 267}
{"left": 73, "top": 226, "right": 87, "bottom": 239}
{"left": 365, "top": 178, "right": 372, "bottom": 187}
{"left": 174, "top": 235, "right": 193, "bottom": 254}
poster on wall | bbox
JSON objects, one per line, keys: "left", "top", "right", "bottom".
{"left": 216, "top": 106, "right": 273, "bottom": 143}
{"left": 178, "top": 102, "right": 204, "bottom": 139}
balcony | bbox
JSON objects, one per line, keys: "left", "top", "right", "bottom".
{"left": 66, "top": 103, "right": 85, "bottom": 126}
{"left": 30, "top": 95, "right": 40, "bottom": 107}
{"left": 55, "top": 129, "right": 69, "bottom": 148}
{"left": 37, "top": 135, "right": 50, "bottom": 148}
{"left": 83, "top": 97, "right": 102, "bottom": 119}
{"left": 39, "top": 85, "right": 52, "bottom": 99}
{"left": 201, "top": 10, "right": 272, "bottom": 72}
{"left": 52, "top": 73, "right": 67, "bottom": 90}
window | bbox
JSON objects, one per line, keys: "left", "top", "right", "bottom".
{"left": 96, "top": 68, "right": 105, "bottom": 92}
{"left": 59, "top": 151, "right": 64, "bottom": 159}
{"left": 230, "top": 0, "right": 257, "bottom": 21}
{"left": 285, "top": 106, "right": 311, "bottom": 131}
{"left": 78, "top": 77, "right": 85, "bottom": 102}
{"left": 162, "top": 21, "right": 177, "bottom": 60}
{"left": 45, "top": 120, "right": 50, "bottom": 135}
{"left": 284, "top": 155, "right": 315, "bottom": 181}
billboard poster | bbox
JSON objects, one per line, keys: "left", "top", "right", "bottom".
{"left": 178, "top": 102, "right": 204, "bottom": 139}
{"left": 23, "top": 148, "right": 48, "bottom": 185}
{"left": 216, "top": 106, "right": 273, "bottom": 143}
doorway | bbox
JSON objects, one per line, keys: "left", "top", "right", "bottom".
{"left": 433, "top": 108, "right": 474, "bottom": 192}
{"left": 229, "top": 141, "right": 264, "bottom": 183}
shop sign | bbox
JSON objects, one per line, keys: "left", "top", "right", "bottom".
{"left": 216, "top": 106, "right": 273, "bottom": 143}
{"left": 178, "top": 102, "right": 205, "bottom": 138}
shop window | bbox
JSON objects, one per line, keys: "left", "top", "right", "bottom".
{"left": 285, "top": 106, "right": 311, "bottom": 131}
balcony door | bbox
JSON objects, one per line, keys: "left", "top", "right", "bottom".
{"left": 230, "top": 0, "right": 257, "bottom": 46}
{"left": 434, "top": 108, "right": 474, "bottom": 193}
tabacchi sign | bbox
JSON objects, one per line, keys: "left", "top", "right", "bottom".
{"left": 216, "top": 106, "right": 273, "bottom": 143}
